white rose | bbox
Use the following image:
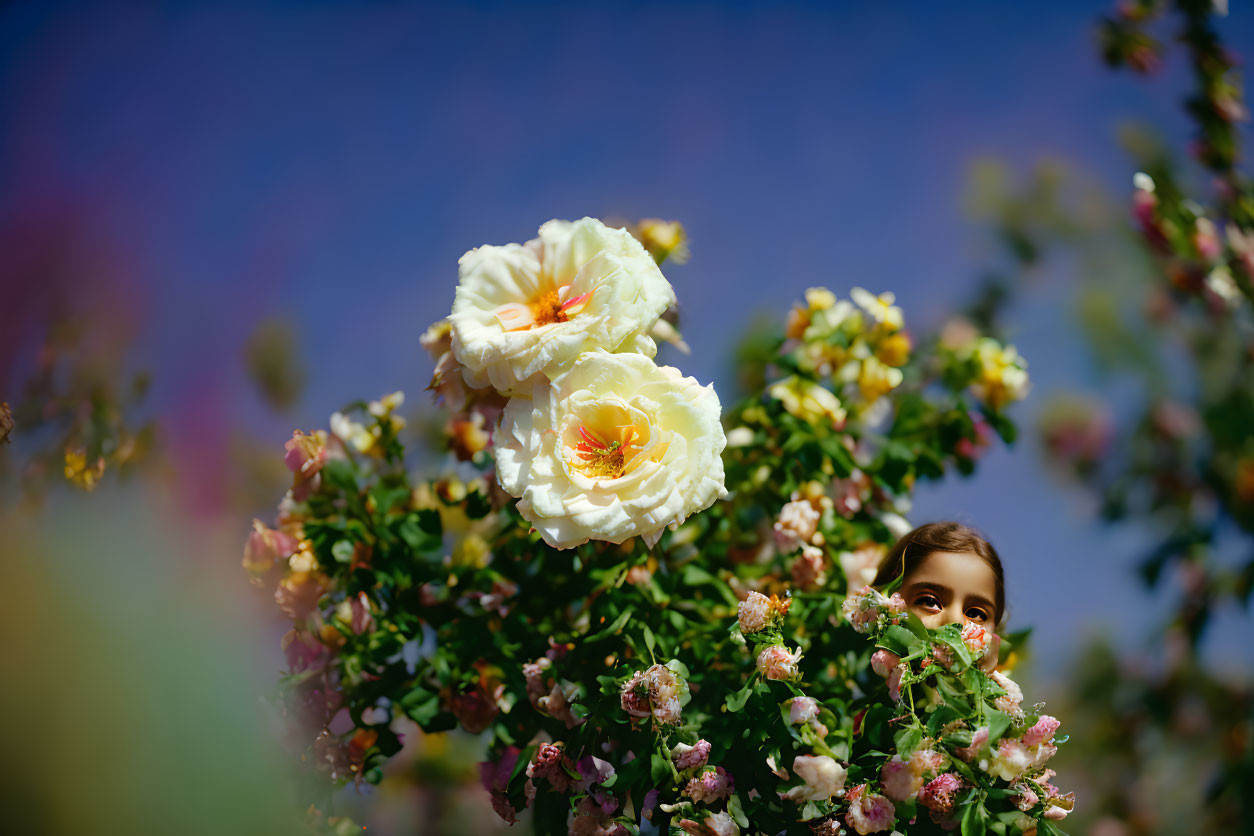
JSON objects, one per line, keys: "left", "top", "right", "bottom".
{"left": 495, "top": 350, "right": 726, "bottom": 549}
{"left": 781, "top": 754, "right": 847, "bottom": 802}
{"left": 449, "top": 217, "right": 676, "bottom": 394}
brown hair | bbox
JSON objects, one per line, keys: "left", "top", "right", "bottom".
{"left": 873, "top": 521, "right": 1006, "bottom": 626}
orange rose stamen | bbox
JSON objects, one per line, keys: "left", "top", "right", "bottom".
{"left": 496, "top": 286, "right": 593, "bottom": 331}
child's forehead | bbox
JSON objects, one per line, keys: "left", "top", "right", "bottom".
{"left": 904, "top": 550, "right": 997, "bottom": 588}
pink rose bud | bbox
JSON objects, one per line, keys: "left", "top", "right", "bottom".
{"left": 789, "top": 696, "right": 820, "bottom": 724}
{"left": 871, "top": 649, "right": 901, "bottom": 678}
{"left": 1022, "top": 715, "right": 1061, "bottom": 747}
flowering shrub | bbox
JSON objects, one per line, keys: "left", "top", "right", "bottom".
{"left": 245, "top": 217, "right": 1048, "bottom": 833}
{"left": 825, "top": 587, "right": 1074, "bottom": 835}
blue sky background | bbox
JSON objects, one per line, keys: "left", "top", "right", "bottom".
{"left": 3, "top": 0, "right": 1254, "bottom": 681}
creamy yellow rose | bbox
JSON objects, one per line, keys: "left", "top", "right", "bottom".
{"left": 494, "top": 351, "right": 726, "bottom": 549}
{"left": 449, "top": 217, "right": 676, "bottom": 394}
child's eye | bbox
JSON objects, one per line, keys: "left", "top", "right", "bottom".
{"left": 914, "top": 594, "right": 941, "bottom": 611}
{"left": 964, "top": 608, "right": 988, "bottom": 622}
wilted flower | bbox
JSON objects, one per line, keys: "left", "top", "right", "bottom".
{"left": 879, "top": 756, "right": 919, "bottom": 802}
{"left": 284, "top": 429, "right": 328, "bottom": 476}
{"left": 1011, "top": 781, "right": 1039, "bottom": 812}
{"left": 538, "top": 679, "right": 585, "bottom": 729}
{"left": 678, "top": 811, "right": 739, "bottom": 836}
{"left": 791, "top": 545, "right": 828, "bottom": 590}
{"left": 243, "top": 519, "right": 300, "bottom": 577}
{"left": 953, "top": 726, "right": 989, "bottom": 761}
{"left": 281, "top": 629, "right": 328, "bottom": 673}
{"left": 844, "top": 783, "right": 896, "bottom": 835}
{"left": 781, "top": 754, "right": 846, "bottom": 803}
{"left": 838, "top": 543, "right": 883, "bottom": 589}
{"left": 756, "top": 645, "right": 803, "bottom": 681}
{"left": 334, "top": 591, "right": 375, "bottom": 634}
{"left": 523, "top": 657, "right": 553, "bottom": 708}
{"left": 480, "top": 746, "right": 532, "bottom": 824}
{"left": 985, "top": 738, "right": 1033, "bottom": 781}
{"left": 621, "top": 663, "right": 689, "bottom": 727}
{"left": 275, "top": 568, "right": 328, "bottom": 622}
{"left": 526, "top": 742, "right": 572, "bottom": 792}
{"left": 990, "top": 670, "right": 1024, "bottom": 717}
{"left": 685, "top": 766, "right": 734, "bottom": 804}
{"left": 887, "top": 664, "right": 907, "bottom": 704}
{"left": 774, "top": 498, "right": 821, "bottom": 553}
{"left": 672, "top": 739, "right": 712, "bottom": 771}
{"left": 918, "top": 773, "right": 963, "bottom": 814}
{"left": 737, "top": 591, "right": 774, "bottom": 634}
{"left": 841, "top": 586, "right": 906, "bottom": 633}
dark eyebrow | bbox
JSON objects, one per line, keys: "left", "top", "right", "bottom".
{"left": 905, "top": 581, "right": 950, "bottom": 596}
{"left": 964, "top": 595, "right": 996, "bottom": 611}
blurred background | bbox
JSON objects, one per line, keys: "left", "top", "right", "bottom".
{"left": 2, "top": 1, "right": 1252, "bottom": 834}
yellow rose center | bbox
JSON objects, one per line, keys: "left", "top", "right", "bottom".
{"left": 495, "top": 286, "right": 593, "bottom": 332}
{"left": 566, "top": 403, "right": 667, "bottom": 481}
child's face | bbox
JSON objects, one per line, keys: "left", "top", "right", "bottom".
{"left": 900, "top": 550, "right": 998, "bottom": 630}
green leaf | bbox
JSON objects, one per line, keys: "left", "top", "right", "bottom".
{"left": 725, "top": 677, "right": 756, "bottom": 713}
{"left": 642, "top": 623, "right": 657, "bottom": 657}
{"left": 396, "top": 510, "right": 441, "bottom": 553}
{"left": 321, "top": 458, "right": 358, "bottom": 495}
{"left": 400, "top": 683, "right": 442, "bottom": 725}
{"left": 927, "top": 705, "right": 963, "bottom": 737}
{"left": 464, "top": 490, "right": 492, "bottom": 519}
{"left": 650, "top": 752, "right": 671, "bottom": 786}
{"left": 893, "top": 725, "right": 924, "bottom": 758}
{"left": 727, "top": 793, "right": 749, "bottom": 828}
{"left": 586, "top": 607, "right": 635, "bottom": 643}
{"left": 878, "top": 625, "right": 918, "bottom": 656}
{"left": 985, "top": 708, "right": 1011, "bottom": 745}
{"left": 960, "top": 799, "right": 987, "bottom": 836}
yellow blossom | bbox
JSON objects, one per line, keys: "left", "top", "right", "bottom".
{"left": 288, "top": 540, "right": 319, "bottom": 573}
{"left": 875, "top": 331, "right": 912, "bottom": 367}
{"left": 971, "top": 338, "right": 1030, "bottom": 411}
{"left": 805, "top": 287, "right": 837, "bottom": 311}
{"left": 850, "top": 287, "right": 904, "bottom": 330}
{"left": 330, "top": 412, "right": 375, "bottom": 454}
{"left": 769, "top": 376, "right": 847, "bottom": 427}
{"left": 451, "top": 534, "right": 491, "bottom": 569}
{"left": 635, "top": 218, "right": 690, "bottom": 264}
{"left": 856, "top": 357, "right": 904, "bottom": 402}
{"left": 64, "top": 447, "right": 105, "bottom": 491}
{"left": 368, "top": 390, "right": 405, "bottom": 417}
